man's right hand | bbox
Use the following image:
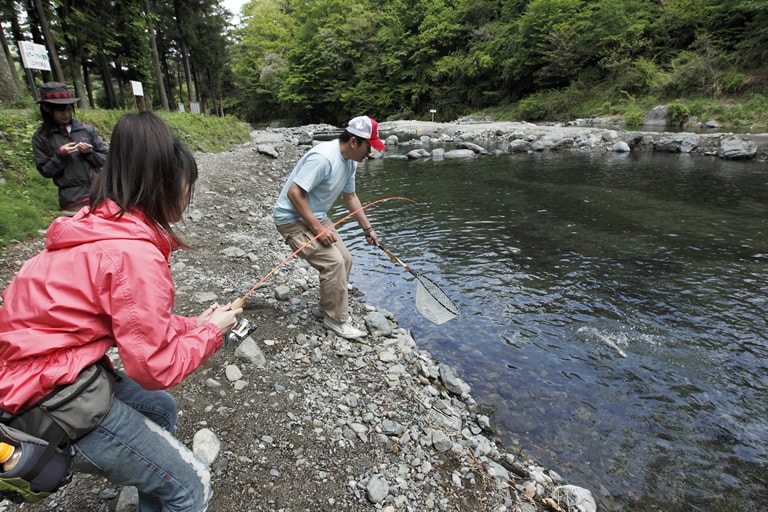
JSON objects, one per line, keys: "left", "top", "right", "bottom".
{"left": 315, "top": 226, "right": 338, "bottom": 246}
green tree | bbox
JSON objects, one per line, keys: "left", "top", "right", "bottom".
{"left": 734, "top": 0, "right": 768, "bottom": 67}
{"left": 278, "top": 0, "right": 377, "bottom": 123}
{"left": 230, "top": 0, "right": 297, "bottom": 121}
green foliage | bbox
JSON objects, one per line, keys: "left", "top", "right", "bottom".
{"left": 667, "top": 101, "right": 691, "bottom": 127}
{"left": 0, "top": 108, "right": 249, "bottom": 247}
{"left": 517, "top": 94, "right": 550, "bottom": 121}
{"left": 720, "top": 71, "right": 747, "bottom": 94}
{"left": 621, "top": 106, "right": 646, "bottom": 127}
{"left": 222, "top": 0, "right": 766, "bottom": 126}
{"left": 0, "top": 111, "right": 58, "bottom": 245}
{"left": 159, "top": 113, "right": 250, "bottom": 152}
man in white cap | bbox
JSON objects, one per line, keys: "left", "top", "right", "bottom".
{"left": 274, "top": 115, "right": 386, "bottom": 339}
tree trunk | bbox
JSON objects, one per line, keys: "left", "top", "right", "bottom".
{"left": 173, "top": 0, "right": 196, "bottom": 106}
{"left": 180, "top": 38, "right": 195, "bottom": 106}
{"left": 82, "top": 58, "right": 95, "bottom": 107}
{"left": 57, "top": 0, "right": 88, "bottom": 109}
{"left": 97, "top": 50, "right": 117, "bottom": 108}
{"left": 145, "top": 1, "right": 169, "bottom": 110}
{"left": 160, "top": 52, "right": 175, "bottom": 110}
{"left": 0, "top": 43, "right": 18, "bottom": 102}
{"left": 176, "top": 59, "right": 184, "bottom": 108}
{"left": 33, "top": 0, "right": 65, "bottom": 82}
{"left": 0, "top": 17, "right": 22, "bottom": 95}
{"left": 115, "top": 61, "right": 126, "bottom": 108}
{"left": 23, "top": 0, "right": 52, "bottom": 82}
{"left": 68, "top": 46, "right": 88, "bottom": 109}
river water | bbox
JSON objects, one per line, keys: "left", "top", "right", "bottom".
{"left": 333, "top": 147, "right": 768, "bottom": 511}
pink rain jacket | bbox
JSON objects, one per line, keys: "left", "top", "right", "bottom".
{"left": 0, "top": 200, "right": 222, "bottom": 414}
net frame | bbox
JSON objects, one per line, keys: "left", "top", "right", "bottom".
{"left": 377, "top": 244, "right": 460, "bottom": 325}
{"left": 414, "top": 272, "right": 460, "bottom": 324}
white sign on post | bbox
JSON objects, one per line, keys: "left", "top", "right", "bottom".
{"left": 18, "top": 41, "right": 51, "bottom": 71}
{"left": 130, "top": 80, "right": 144, "bottom": 96}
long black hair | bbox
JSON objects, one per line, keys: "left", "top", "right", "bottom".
{"left": 90, "top": 111, "right": 197, "bottom": 246}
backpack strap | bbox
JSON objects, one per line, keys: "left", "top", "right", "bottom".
{"left": 23, "top": 429, "right": 69, "bottom": 486}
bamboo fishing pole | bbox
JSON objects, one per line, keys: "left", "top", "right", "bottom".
{"left": 230, "top": 196, "right": 417, "bottom": 309}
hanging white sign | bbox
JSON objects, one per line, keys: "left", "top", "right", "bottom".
{"left": 18, "top": 41, "right": 51, "bottom": 71}
{"left": 130, "top": 80, "right": 144, "bottom": 96}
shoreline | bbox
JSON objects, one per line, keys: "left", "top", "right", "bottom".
{"left": 379, "top": 119, "right": 768, "bottom": 160}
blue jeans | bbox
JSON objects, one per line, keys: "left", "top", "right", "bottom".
{"left": 71, "top": 372, "right": 212, "bottom": 512}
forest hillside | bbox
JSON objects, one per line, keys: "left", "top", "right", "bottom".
{"left": 0, "top": 0, "right": 766, "bottom": 128}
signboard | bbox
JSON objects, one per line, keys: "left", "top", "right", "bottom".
{"left": 18, "top": 41, "right": 51, "bottom": 71}
{"left": 130, "top": 80, "right": 144, "bottom": 96}
{"left": 190, "top": 101, "right": 201, "bottom": 114}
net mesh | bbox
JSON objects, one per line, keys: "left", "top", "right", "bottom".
{"left": 414, "top": 272, "right": 460, "bottom": 325}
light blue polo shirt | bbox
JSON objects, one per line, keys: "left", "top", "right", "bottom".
{"left": 273, "top": 139, "right": 357, "bottom": 226}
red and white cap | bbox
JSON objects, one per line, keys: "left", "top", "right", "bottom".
{"left": 346, "top": 116, "right": 386, "bottom": 151}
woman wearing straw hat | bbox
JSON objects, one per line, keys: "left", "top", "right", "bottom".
{"left": 32, "top": 82, "right": 107, "bottom": 213}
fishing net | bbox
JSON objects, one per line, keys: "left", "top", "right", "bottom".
{"left": 414, "top": 272, "right": 460, "bottom": 325}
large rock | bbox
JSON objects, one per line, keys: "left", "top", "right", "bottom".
{"left": 643, "top": 105, "right": 669, "bottom": 129}
{"left": 718, "top": 136, "right": 757, "bottom": 160}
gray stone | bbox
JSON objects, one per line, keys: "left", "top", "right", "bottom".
{"left": 193, "top": 428, "right": 221, "bottom": 466}
{"left": 274, "top": 284, "right": 291, "bottom": 300}
{"left": 296, "top": 132, "right": 313, "bottom": 144}
{"left": 508, "top": 139, "right": 531, "bottom": 153}
{"left": 552, "top": 485, "right": 597, "bottom": 512}
{"left": 365, "top": 311, "right": 392, "bottom": 337}
{"left": 718, "top": 136, "right": 757, "bottom": 160}
{"left": 443, "top": 149, "right": 476, "bottom": 159}
{"left": 115, "top": 486, "right": 138, "bottom": 512}
{"left": 234, "top": 337, "right": 267, "bottom": 368}
{"left": 406, "top": 148, "right": 431, "bottom": 159}
{"left": 225, "top": 364, "right": 242, "bottom": 381}
{"left": 221, "top": 246, "right": 246, "bottom": 258}
{"left": 256, "top": 144, "right": 279, "bottom": 158}
{"left": 612, "top": 141, "right": 630, "bottom": 153}
{"left": 455, "top": 141, "right": 489, "bottom": 154}
{"left": 431, "top": 430, "right": 452, "bottom": 452}
{"left": 193, "top": 291, "right": 218, "bottom": 304}
{"left": 366, "top": 474, "right": 390, "bottom": 503}
{"left": 643, "top": 105, "right": 669, "bottom": 128}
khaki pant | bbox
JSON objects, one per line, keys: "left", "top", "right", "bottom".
{"left": 276, "top": 219, "right": 352, "bottom": 323}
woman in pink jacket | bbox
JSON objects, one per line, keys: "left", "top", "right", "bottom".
{"left": 0, "top": 111, "right": 241, "bottom": 511}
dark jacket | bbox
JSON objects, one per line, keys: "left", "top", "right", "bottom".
{"left": 32, "top": 119, "right": 107, "bottom": 209}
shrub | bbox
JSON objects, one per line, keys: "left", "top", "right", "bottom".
{"left": 622, "top": 106, "right": 645, "bottom": 127}
{"left": 667, "top": 102, "right": 690, "bottom": 128}
{"left": 517, "top": 94, "right": 549, "bottom": 121}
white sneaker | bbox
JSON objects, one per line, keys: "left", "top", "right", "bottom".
{"left": 323, "top": 316, "right": 366, "bottom": 339}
